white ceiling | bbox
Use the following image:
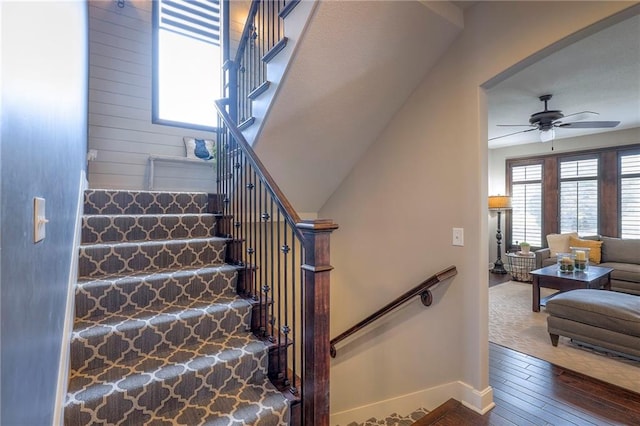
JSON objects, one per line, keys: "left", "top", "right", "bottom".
{"left": 487, "top": 13, "right": 640, "bottom": 149}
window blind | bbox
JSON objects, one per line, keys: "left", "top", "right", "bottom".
{"left": 560, "top": 158, "right": 598, "bottom": 235}
{"left": 511, "top": 164, "right": 543, "bottom": 247}
{"left": 621, "top": 153, "right": 640, "bottom": 238}
{"left": 159, "top": 0, "right": 220, "bottom": 46}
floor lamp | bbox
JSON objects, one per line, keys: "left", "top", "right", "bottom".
{"left": 489, "top": 195, "right": 512, "bottom": 274}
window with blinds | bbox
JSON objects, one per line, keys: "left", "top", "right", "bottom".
{"left": 511, "top": 164, "right": 543, "bottom": 247}
{"left": 153, "top": 0, "right": 222, "bottom": 130}
{"left": 559, "top": 158, "right": 598, "bottom": 235}
{"left": 620, "top": 153, "right": 640, "bottom": 238}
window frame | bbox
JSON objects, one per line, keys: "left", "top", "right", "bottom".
{"left": 151, "top": 0, "right": 223, "bottom": 132}
{"left": 505, "top": 143, "right": 640, "bottom": 250}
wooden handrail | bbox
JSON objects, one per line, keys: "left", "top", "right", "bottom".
{"left": 329, "top": 265, "right": 457, "bottom": 357}
{"left": 214, "top": 99, "right": 304, "bottom": 238}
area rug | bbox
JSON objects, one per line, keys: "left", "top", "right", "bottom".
{"left": 489, "top": 281, "right": 640, "bottom": 393}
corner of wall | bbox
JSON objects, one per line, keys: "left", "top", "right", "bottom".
{"left": 52, "top": 171, "right": 86, "bottom": 426}
{"left": 458, "top": 382, "right": 495, "bottom": 415}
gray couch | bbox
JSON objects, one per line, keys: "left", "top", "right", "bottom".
{"left": 535, "top": 236, "right": 640, "bottom": 296}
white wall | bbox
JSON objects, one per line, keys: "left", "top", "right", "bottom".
{"left": 487, "top": 127, "right": 640, "bottom": 267}
{"left": 322, "top": 2, "right": 637, "bottom": 423}
{"left": 88, "top": 0, "right": 236, "bottom": 191}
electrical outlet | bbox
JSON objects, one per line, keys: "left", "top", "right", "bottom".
{"left": 452, "top": 228, "right": 464, "bottom": 246}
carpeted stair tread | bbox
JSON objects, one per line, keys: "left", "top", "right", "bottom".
{"left": 70, "top": 297, "right": 253, "bottom": 373}
{"left": 145, "top": 382, "right": 289, "bottom": 426}
{"left": 75, "top": 265, "right": 240, "bottom": 320}
{"left": 78, "top": 237, "right": 228, "bottom": 277}
{"left": 66, "top": 189, "right": 290, "bottom": 425}
{"left": 84, "top": 189, "right": 209, "bottom": 215}
{"left": 82, "top": 213, "right": 217, "bottom": 244}
{"left": 65, "top": 335, "right": 277, "bottom": 424}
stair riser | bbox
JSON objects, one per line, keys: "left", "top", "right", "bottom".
{"left": 78, "top": 239, "right": 227, "bottom": 278}
{"left": 82, "top": 214, "right": 216, "bottom": 244}
{"left": 84, "top": 190, "right": 209, "bottom": 215}
{"left": 65, "top": 343, "right": 270, "bottom": 425}
{"left": 70, "top": 302, "right": 253, "bottom": 373}
{"left": 76, "top": 269, "right": 238, "bottom": 321}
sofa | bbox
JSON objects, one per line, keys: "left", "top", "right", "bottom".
{"left": 535, "top": 234, "right": 640, "bottom": 296}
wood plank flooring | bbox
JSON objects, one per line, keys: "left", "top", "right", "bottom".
{"left": 416, "top": 343, "right": 640, "bottom": 425}
{"left": 488, "top": 343, "right": 640, "bottom": 425}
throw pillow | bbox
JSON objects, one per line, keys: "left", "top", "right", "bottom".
{"left": 568, "top": 236, "right": 603, "bottom": 264}
{"left": 546, "top": 232, "right": 578, "bottom": 257}
{"left": 183, "top": 137, "right": 215, "bottom": 161}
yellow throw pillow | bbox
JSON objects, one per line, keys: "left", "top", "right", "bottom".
{"left": 546, "top": 232, "right": 578, "bottom": 257}
{"left": 568, "top": 236, "right": 603, "bottom": 264}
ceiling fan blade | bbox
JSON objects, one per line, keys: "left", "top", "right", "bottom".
{"left": 559, "top": 111, "right": 599, "bottom": 123}
{"left": 496, "top": 124, "right": 535, "bottom": 127}
{"left": 489, "top": 128, "right": 536, "bottom": 141}
{"left": 558, "top": 121, "right": 620, "bottom": 129}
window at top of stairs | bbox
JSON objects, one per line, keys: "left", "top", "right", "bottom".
{"left": 152, "top": 0, "right": 222, "bottom": 131}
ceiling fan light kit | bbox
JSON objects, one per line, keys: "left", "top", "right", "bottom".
{"left": 491, "top": 94, "right": 621, "bottom": 143}
{"left": 540, "top": 128, "right": 555, "bottom": 142}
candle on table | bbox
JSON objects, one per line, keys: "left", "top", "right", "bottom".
{"left": 575, "top": 250, "right": 586, "bottom": 261}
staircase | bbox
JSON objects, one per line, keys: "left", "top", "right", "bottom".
{"left": 64, "top": 189, "right": 290, "bottom": 425}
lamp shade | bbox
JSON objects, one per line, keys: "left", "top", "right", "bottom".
{"left": 488, "top": 195, "right": 512, "bottom": 210}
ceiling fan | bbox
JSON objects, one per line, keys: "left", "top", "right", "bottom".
{"left": 490, "top": 94, "right": 620, "bottom": 142}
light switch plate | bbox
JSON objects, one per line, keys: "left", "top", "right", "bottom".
{"left": 34, "top": 197, "right": 47, "bottom": 243}
{"left": 452, "top": 228, "right": 464, "bottom": 246}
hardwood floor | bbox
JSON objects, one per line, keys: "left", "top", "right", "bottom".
{"left": 486, "top": 342, "right": 640, "bottom": 425}
{"left": 415, "top": 343, "right": 640, "bottom": 425}
{"left": 489, "top": 271, "right": 512, "bottom": 287}
{"left": 415, "top": 273, "right": 640, "bottom": 424}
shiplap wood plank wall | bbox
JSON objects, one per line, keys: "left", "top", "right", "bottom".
{"left": 88, "top": 0, "right": 249, "bottom": 192}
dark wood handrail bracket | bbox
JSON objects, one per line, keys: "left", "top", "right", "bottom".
{"left": 329, "top": 265, "right": 457, "bottom": 358}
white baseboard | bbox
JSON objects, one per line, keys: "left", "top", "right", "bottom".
{"left": 459, "top": 382, "right": 495, "bottom": 414}
{"left": 52, "top": 171, "right": 86, "bottom": 426}
{"left": 330, "top": 381, "right": 493, "bottom": 425}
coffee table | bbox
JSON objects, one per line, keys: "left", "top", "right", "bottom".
{"left": 530, "top": 264, "right": 613, "bottom": 312}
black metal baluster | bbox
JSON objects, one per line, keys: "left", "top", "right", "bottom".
{"left": 299, "top": 239, "right": 305, "bottom": 408}
{"left": 281, "top": 224, "right": 290, "bottom": 390}
{"left": 240, "top": 153, "right": 246, "bottom": 266}
{"left": 268, "top": 198, "right": 275, "bottom": 341}
{"left": 224, "top": 137, "right": 230, "bottom": 221}
{"left": 248, "top": 170, "right": 256, "bottom": 299}
{"left": 290, "top": 229, "right": 297, "bottom": 396}
{"left": 276, "top": 209, "right": 282, "bottom": 381}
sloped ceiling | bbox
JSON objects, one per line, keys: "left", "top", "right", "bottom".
{"left": 488, "top": 13, "right": 640, "bottom": 148}
{"left": 254, "top": 1, "right": 465, "bottom": 213}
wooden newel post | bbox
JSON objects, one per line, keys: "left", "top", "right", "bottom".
{"left": 297, "top": 219, "right": 338, "bottom": 426}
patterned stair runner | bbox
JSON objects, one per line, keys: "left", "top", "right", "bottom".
{"left": 64, "top": 189, "right": 289, "bottom": 425}
{"left": 341, "top": 408, "right": 428, "bottom": 426}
